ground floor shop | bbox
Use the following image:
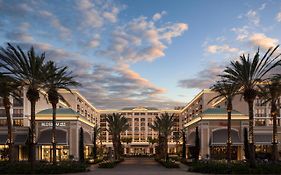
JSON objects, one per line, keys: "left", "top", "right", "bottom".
{"left": 185, "top": 108, "right": 281, "bottom": 160}
{"left": 35, "top": 108, "right": 95, "bottom": 161}
{"left": 0, "top": 127, "right": 29, "bottom": 160}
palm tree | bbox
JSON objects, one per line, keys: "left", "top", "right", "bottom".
{"left": 150, "top": 115, "right": 164, "bottom": 158}
{"left": 150, "top": 113, "right": 176, "bottom": 161}
{"left": 221, "top": 45, "right": 281, "bottom": 167}
{"left": 181, "top": 128, "right": 187, "bottom": 161}
{"left": 147, "top": 136, "right": 158, "bottom": 154}
{"left": 172, "top": 132, "right": 181, "bottom": 154}
{"left": 209, "top": 80, "right": 239, "bottom": 163}
{"left": 92, "top": 126, "right": 101, "bottom": 159}
{"left": 0, "top": 73, "right": 21, "bottom": 162}
{"left": 0, "top": 43, "right": 47, "bottom": 168}
{"left": 105, "top": 113, "right": 129, "bottom": 160}
{"left": 257, "top": 75, "right": 281, "bottom": 162}
{"left": 121, "top": 137, "right": 132, "bottom": 154}
{"left": 44, "top": 61, "right": 79, "bottom": 165}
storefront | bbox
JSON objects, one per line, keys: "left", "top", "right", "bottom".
{"left": 185, "top": 108, "right": 248, "bottom": 160}
{"left": 0, "top": 127, "right": 29, "bottom": 160}
{"left": 36, "top": 108, "right": 95, "bottom": 161}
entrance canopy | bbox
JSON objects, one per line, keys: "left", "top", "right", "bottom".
{"left": 37, "top": 129, "right": 67, "bottom": 145}
{"left": 0, "top": 134, "right": 7, "bottom": 144}
{"left": 187, "top": 132, "right": 195, "bottom": 146}
{"left": 0, "top": 133, "right": 28, "bottom": 145}
{"left": 84, "top": 132, "right": 93, "bottom": 145}
{"left": 254, "top": 133, "right": 272, "bottom": 145}
{"left": 210, "top": 129, "right": 242, "bottom": 146}
{"left": 14, "top": 133, "right": 28, "bottom": 145}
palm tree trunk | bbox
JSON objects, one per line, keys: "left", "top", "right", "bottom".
{"left": 247, "top": 100, "right": 256, "bottom": 167}
{"left": 4, "top": 97, "right": 14, "bottom": 162}
{"left": 227, "top": 100, "right": 232, "bottom": 164}
{"left": 182, "top": 130, "right": 186, "bottom": 161}
{"left": 30, "top": 99, "right": 36, "bottom": 169}
{"left": 93, "top": 131, "right": 97, "bottom": 159}
{"left": 51, "top": 103, "right": 57, "bottom": 165}
{"left": 271, "top": 101, "right": 279, "bottom": 162}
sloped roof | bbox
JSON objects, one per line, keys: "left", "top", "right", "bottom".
{"left": 37, "top": 108, "right": 79, "bottom": 115}
{"left": 202, "top": 108, "right": 242, "bottom": 115}
{"left": 121, "top": 107, "right": 158, "bottom": 110}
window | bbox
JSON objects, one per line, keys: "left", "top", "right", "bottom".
{"left": 13, "top": 119, "right": 23, "bottom": 126}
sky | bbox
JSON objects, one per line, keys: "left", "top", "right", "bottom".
{"left": 0, "top": 0, "right": 281, "bottom": 109}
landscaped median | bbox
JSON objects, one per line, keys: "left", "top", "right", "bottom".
{"left": 155, "top": 158, "right": 180, "bottom": 168}
{"left": 98, "top": 158, "right": 124, "bottom": 168}
{"left": 0, "top": 161, "right": 89, "bottom": 174}
{"left": 188, "top": 160, "right": 281, "bottom": 174}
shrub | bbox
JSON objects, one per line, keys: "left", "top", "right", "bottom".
{"left": 0, "top": 161, "right": 89, "bottom": 174}
{"left": 188, "top": 161, "right": 281, "bottom": 174}
{"left": 155, "top": 158, "right": 179, "bottom": 168}
{"left": 98, "top": 161, "right": 115, "bottom": 168}
{"left": 98, "top": 158, "right": 124, "bottom": 168}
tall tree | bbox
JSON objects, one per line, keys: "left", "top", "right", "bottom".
{"left": 121, "top": 137, "right": 132, "bottom": 154}
{"left": 0, "top": 43, "right": 47, "bottom": 168}
{"left": 194, "top": 127, "right": 200, "bottom": 162}
{"left": 92, "top": 126, "right": 101, "bottom": 159}
{"left": 221, "top": 45, "right": 281, "bottom": 167}
{"left": 257, "top": 75, "right": 281, "bottom": 162}
{"left": 79, "top": 127, "right": 85, "bottom": 162}
{"left": 181, "top": 129, "right": 187, "bottom": 161}
{"left": 105, "top": 113, "right": 129, "bottom": 160}
{"left": 150, "top": 113, "right": 176, "bottom": 161}
{"left": 44, "top": 61, "right": 79, "bottom": 165}
{"left": 147, "top": 137, "right": 158, "bottom": 154}
{"left": 209, "top": 80, "right": 239, "bottom": 163}
{"left": 243, "top": 128, "right": 250, "bottom": 160}
{"left": 0, "top": 73, "right": 21, "bottom": 162}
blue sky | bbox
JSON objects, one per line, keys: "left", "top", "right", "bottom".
{"left": 0, "top": 0, "right": 281, "bottom": 109}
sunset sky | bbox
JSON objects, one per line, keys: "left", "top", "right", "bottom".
{"left": 0, "top": 0, "right": 281, "bottom": 109}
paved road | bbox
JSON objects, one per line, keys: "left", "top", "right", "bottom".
{"left": 67, "top": 157, "right": 201, "bottom": 175}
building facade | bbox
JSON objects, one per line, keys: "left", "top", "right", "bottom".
{"left": 182, "top": 89, "right": 281, "bottom": 160}
{"left": 0, "top": 87, "right": 280, "bottom": 161}
{"left": 99, "top": 107, "right": 182, "bottom": 155}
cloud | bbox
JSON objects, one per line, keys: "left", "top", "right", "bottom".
{"left": 98, "top": 16, "right": 188, "bottom": 63}
{"left": 206, "top": 44, "right": 239, "bottom": 54}
{"left": 5, "top": 31, "right": 34, "bottom": 42}
{"left": 0, "top": 2, "right": 33, "bottom": 16}
{"left": 39, "top": 10, "right": 71, "bottom": 39}
{"left": 85, "top": 34, "right": 100, "bottom": 48}
{"left": 276, "top": 12, "right": 281, "bottom": 22}
{"left": 152, "top": 11, "right": 167, "bottom": 21}
{"left": 76, "top": 0, "right": 124, "bottom": 29}
{"left": 249, "top": 33, "right": 279, "bottom": 49}
{"left": 259, "top": 3, "right": 266, "bottom": 10}
{"left": 231, "top": 26, "right": 249, "bottom": 41}
{"left": 178, "top": 63, "right": 225, "bottom": 89}
{"left": 246, "top": 10, "right": 260, "bottom": 26}
{"left": 18, "top": 22, "right": 30, "bottom": 31}
{"left": 58, "top": 60, "right": 181, "bottom": 109}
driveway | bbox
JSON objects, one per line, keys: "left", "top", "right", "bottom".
{"left": 66, "top": 157, "right": 202, "bottom": 175}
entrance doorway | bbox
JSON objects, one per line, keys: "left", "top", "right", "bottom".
{"left": 40, "top": 145, "right": 69, "bottom": 161}
{"left": 210, "top": 146, "right": 238, "bottom": 160}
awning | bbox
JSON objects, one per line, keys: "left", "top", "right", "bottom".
{"left": 37, "top": 129, "right": 67, "bottom": 145}
{"left": 84, "top": 132, "right": 93, "bottom": 145}
{"left": 187, "top": 132, "right": 195, "bottom": 146}
{"left": 254, "top": 133, "right": 272, "bottom": 145}
{"left": 14, "top": 133, "right": 28, "bottom": 145}
{"left": 210, "top": 129, "right": 242, "bottom": 146}
{"left": 0, "top": 134, "right": 7, "bottom": 144}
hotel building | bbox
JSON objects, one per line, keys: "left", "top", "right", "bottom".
{"left": 99, "top": 107, "right": 182, "bottom": 154}
{"left": 182, "top": 89, "right": 281, "bottom": 160}
{"left": 0, "top": 87, "right": 280, "bottom": 161}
